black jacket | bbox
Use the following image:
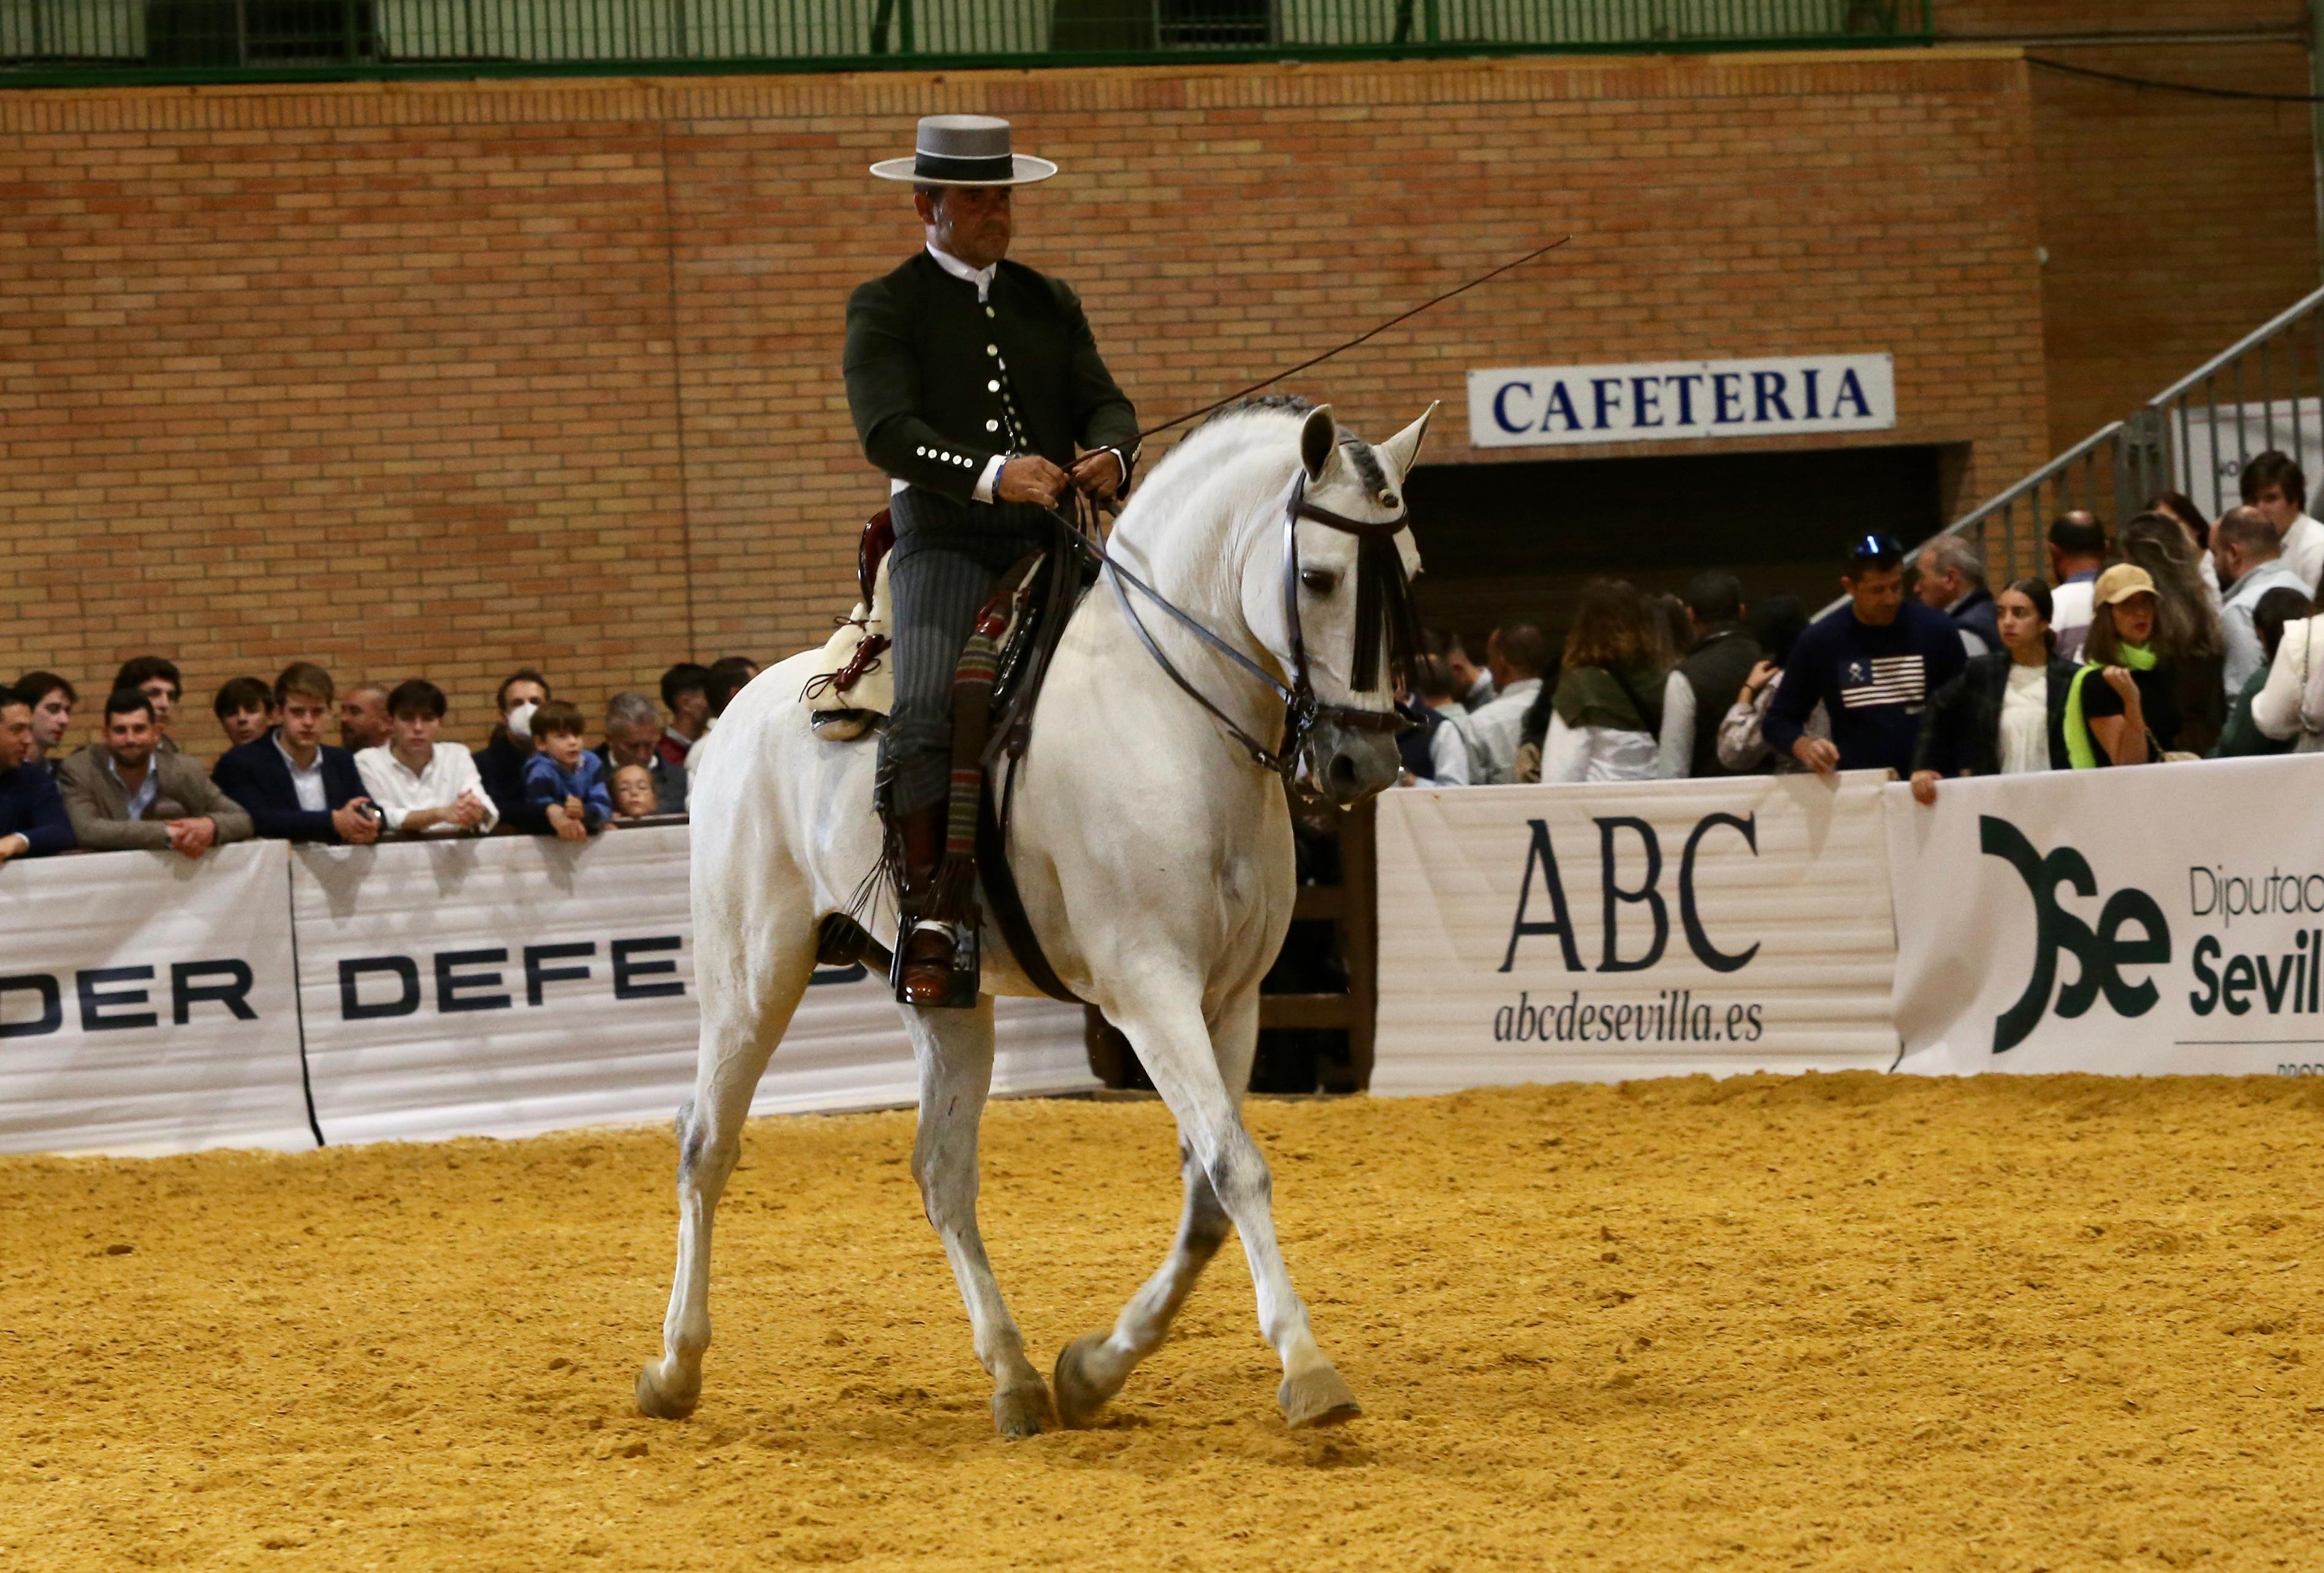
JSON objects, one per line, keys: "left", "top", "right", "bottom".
{"left": 211, "top": 733, "right": 367, "bottom": 842}
{"left": 1675, "top": 624, "right": 1762, "bottom": 778}
{"left": 1911, "top": 652, "right": 2078, "bottom": 777}
{"left": 844, "top": 251, "right": 1139, "bottom": 502}
{"left": 475, "top": 729, "right": 549, "bottom": 834}
{"left": 1946, "top": 587, "right": 2002, "bottom": 653}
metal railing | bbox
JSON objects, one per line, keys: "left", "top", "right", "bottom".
{"left": 0, "top": 1, "right": 1935, "bottom": 85}
{"left": 1905, "top": 281, "right": 2324, "bottom": 591}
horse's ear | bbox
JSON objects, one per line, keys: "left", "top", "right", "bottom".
{"left": 1376, "top": 402, "right": 1438, "bottom": 482}
{"left": 1300, "top": 403, "right": 1337, "bottom": 481}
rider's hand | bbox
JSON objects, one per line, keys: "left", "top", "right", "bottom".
{"left": 996, "top": 455, "right": 1069, "bottom": 506}
{"left": 1069, "top": 449, "right": 1123, "bottom": 500}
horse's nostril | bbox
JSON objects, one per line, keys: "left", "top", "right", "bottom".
{"left": 1328, "top": 752, "right": 1360, "bottom": 790}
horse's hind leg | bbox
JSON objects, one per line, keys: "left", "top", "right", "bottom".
{"left": 905, "top": 998, "right": 1054, "bottom": 1438}
{"left": 636, "top": 916, "right": 816, "bottom": 1420}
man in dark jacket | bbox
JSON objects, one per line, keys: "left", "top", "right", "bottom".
{"left": 1915, "top": 536, "right": 2000, "bottom": 656}
{"left": 1674, "top": 570, "right": 1761, "bottom": 778}
{"left": 0, "top": 685, "right": 74, "bottom": 866}
{"left": 211, "top": 663, "right": 380, "bottom": 845}
{"left": 1766, "top": 536, "right": 1968, "bottom": 776}
{"left": 847, "top": 113, "right": 1140, "bottom": 1005}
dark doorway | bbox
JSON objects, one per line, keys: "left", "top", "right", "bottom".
{"left": 1405, "top": 441, "right": 1963, "bottom": 647}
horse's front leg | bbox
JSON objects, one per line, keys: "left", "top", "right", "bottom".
{"left": 905, "top": 997, "right": 1055, "bottom": 1438}
{"left": 1074, "top": 982, "right": 1359, "bottom": 1430}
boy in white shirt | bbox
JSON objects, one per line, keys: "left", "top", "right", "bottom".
{"left": 355, "top": 680, "right": 497, "bottom": 837}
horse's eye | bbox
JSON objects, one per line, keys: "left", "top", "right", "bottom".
{"left": 1300, "top": 568, "right": 1339, "bottom": 595}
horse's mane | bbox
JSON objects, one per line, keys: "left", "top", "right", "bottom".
{"left": 1149, "top": 394, "right": 1386, "bottom": 497}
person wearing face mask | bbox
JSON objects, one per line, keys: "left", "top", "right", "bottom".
{"left": 1908, "top": 579, "right": 2078, "bottom": 803}
{"left": 2065, "top": 565, "right": 2177, "bottom": 767}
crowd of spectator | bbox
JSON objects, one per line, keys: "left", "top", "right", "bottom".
{"left": 0, "top": 653, "right": 764, "bottom": 867}
{"left": 12, "top": 448, "right": 2324, "bottom": 868}
{"left": 1392, "top": 449, "right": 2324, "bottom": 798}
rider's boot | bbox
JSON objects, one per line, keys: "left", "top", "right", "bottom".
{"left": 893, "top": 802, "right": 964, "bottom": 1007}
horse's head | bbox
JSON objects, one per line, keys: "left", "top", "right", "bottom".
{"left": 1242, "top": 401, "right": 1434, "bottom": 807}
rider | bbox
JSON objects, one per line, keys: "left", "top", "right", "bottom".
{"left": 845, "top": 114, "right": 1140, "bottom": 1007}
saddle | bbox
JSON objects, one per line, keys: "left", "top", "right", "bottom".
{"left": 807, "top": 508, "right": 1097, "bottom": 1005}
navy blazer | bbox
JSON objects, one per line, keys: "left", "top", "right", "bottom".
{"left": 212, "top": 733, "right": 367, "bottom": 842}
{"left": 0, "top": 761, "right": 75, "bottom": 856}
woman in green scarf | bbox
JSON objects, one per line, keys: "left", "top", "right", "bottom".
{"left": 1526, "top": 578, "right": 1688, "bottom": 784}
{"left": 2067, "top": 563, "right": 2178, "bottom": 768}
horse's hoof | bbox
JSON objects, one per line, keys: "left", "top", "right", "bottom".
{"left": 991, "top": 1380, "right": 1055, "bottom": 1440}
{"left": 1278, "top": 1365, "right": 1362, "bottom": 1430}
{"left": 634, "top": 1358, "right": 699, "bottom": 1421}
{"left": 1053, "top": 1332, "right": 1120, "bottom": 1429}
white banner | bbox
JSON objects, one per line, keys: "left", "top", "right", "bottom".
{"left": 291, "top": 828, "right": 1094, "bottom": 1146}
{"left": 1888, "top": 757, "right": 2324, "bottom": 1077}
{"left": 1468, "top": 353, "right": 1895, "bottom": 449}
{"left": 1372, "top": 773, "right": 1899, "bottom": 1094}
{"left": 0, "top": 841, "right": 312, "bottom": 1157}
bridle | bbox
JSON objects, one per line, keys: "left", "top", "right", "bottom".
{"left": 1056, "top": 468, "right": 1417, "bottom": 793}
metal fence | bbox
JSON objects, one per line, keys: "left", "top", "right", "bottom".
{"left": 0, "top": 1, "right": 1934, "bottom": 83}
{"left": 1910, "top": 283, "right": 2324, "bottom": 591}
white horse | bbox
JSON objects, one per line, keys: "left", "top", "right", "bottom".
{"left": 636, "top": 398, "right": 1432, "bottom": 1437}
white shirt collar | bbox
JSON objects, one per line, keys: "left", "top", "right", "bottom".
{"left": 926, "top": 242, "right": 996, "bottom": 303}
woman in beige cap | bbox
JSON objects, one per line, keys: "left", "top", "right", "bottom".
{"left": 2065, "top": 563, "right": 2176, "bottom": 767}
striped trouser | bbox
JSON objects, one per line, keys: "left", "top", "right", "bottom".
{"left": 878, "top": 489, "right": 1053, "bottom": 816}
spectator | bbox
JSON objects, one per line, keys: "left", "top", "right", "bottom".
{"left": 685, "top": 657, "right": 761, "bottom": 772}
{"left": 474, "top": 668, "right": 551, "bottom": 834}
{"left": 2214, "top": 587, "right": 2313, "bottom": 758}
{"left": 2241, "top": 449, "right": 2324, "bottom": 594}
{"left": 2120, "top": 510, "right": 2227, "bottom": 753}
{"left": 1530, "top": 579, "right": 1689, "bottom": 784}
{"left": 2147, "top": 490, "right": 2221, "bottom": 607}
{"left": 2045, "top": 512, "right": 2108, "bottom": 659}
{"left": 1914, "top": 535, "right": 1999, "bottom": 657}
{"left": 524, "top": 699, "right": 612, "bottom": 843}
{"left": 1444, "top": 633, "right": 1496, "bottom": 712}
{"left": 1403, "top": 652, "right": 1479, "bottom": 786}
{"left": 1466, "top": 621, "right": 1549, "bottom": 785}
{"left": 339, "top": 682, "right": 392, "bottom": 753}
{"left": 355, "top": 679, "right": 496, "bottom": 837}
{"left": 1717, "top": 595, "right": 1826, "bottom": 774}
{"left": 56, "top": 690, "right": 252, "bottom": 856}
{"left": 1673, "top": 569, "right": 1761, "bottom": 779}
{"left": 113, "top": 656, "right": 183, "bottom": 753}
{"left": 212, "top": 676, "right": 275, "bottom": 750}
{"left": 2250, "top": 596, "right": 2324, "bottom": 752}
{"left": 0, "top": 685, "right": 74, "bottom": 866}
{"left": 211, "top": 663, "right": 381, "bottom": 845}
{"left": 596, "top": 690, "right": 687, "bottom": 813}
{"left": 610, "top": 764, "right": 661, "bottom": 821}
{"left": 1764, "top": 535, "right": 1967, "bottom": 776}
{"left": 2214, "top": 504, "right": 2309, "bottom": 698}
{"left": 659, "top": 662, "right": 711, "bottom": 770}
{"left": 1909, "top": 579, "right": 2077, "bottom": 803}
{"left": 12, "top": 671, "right": 75, "bottom": 773}
{"left": 2066, "top": 565, "right": 2173, "bottom": 767}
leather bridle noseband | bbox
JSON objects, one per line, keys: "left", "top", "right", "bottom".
{"left": 1056, "top": 468, "right": 1416, "bottom": 793}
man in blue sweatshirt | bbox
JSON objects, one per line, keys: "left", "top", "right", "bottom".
{"left": 1764, "top": 535, "right": 1967, "bottom": 777}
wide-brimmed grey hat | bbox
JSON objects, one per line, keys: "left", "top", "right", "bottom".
{"left": 870, "top": 115, "right": 1059, "bottom": 187}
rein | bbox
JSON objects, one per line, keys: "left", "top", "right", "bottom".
{"left": 1048, "top": 470, "right": 1415, "bottom": 791}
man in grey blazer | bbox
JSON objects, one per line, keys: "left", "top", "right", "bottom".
{"left": 57, "top": 689, "right": 253, "bottom": 857}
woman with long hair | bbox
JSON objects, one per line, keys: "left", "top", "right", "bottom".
{"left": 1524, "top": 578, "right": 1688, "bottom": 783}
{"left": 2067, "top": 565, "right": 2177, "bottom": 767}
{"left": 2119, "top": 509, "right": 2226, "bottom": 752}
{"left": 2214, "top": 587, "right": 2314, "bottom": 756}
{"left": 1908, "top": 578, "right": 2077, "bottom": 803}
{"left": 1716, "top": 594, "right": 1823, "bottom": 772}
{"left": 2147, "top": 490, "right": 2221, "bottom": 607}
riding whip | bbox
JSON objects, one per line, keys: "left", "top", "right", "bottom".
{"left": 1134, "top": 235, "right": 1573, "bottom": 443}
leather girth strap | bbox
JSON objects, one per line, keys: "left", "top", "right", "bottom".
{"left": 975, "top": 774, "right": 1085, "bottom": 1005}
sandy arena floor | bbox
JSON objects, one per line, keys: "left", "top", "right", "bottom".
{"left": 5, "top": 1074, "right": 2324, "bottom": 1570}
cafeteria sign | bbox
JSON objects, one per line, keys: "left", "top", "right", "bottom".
{"left": 1468, "top": 354, "right": 1895, "bottom": 449}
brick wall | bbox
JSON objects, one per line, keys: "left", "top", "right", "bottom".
{"left": 0, "top": 48, "right": 2049, "bottom": 757}
{"left": 1943, "top": 2, "right": 2320, "bottom": 449}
